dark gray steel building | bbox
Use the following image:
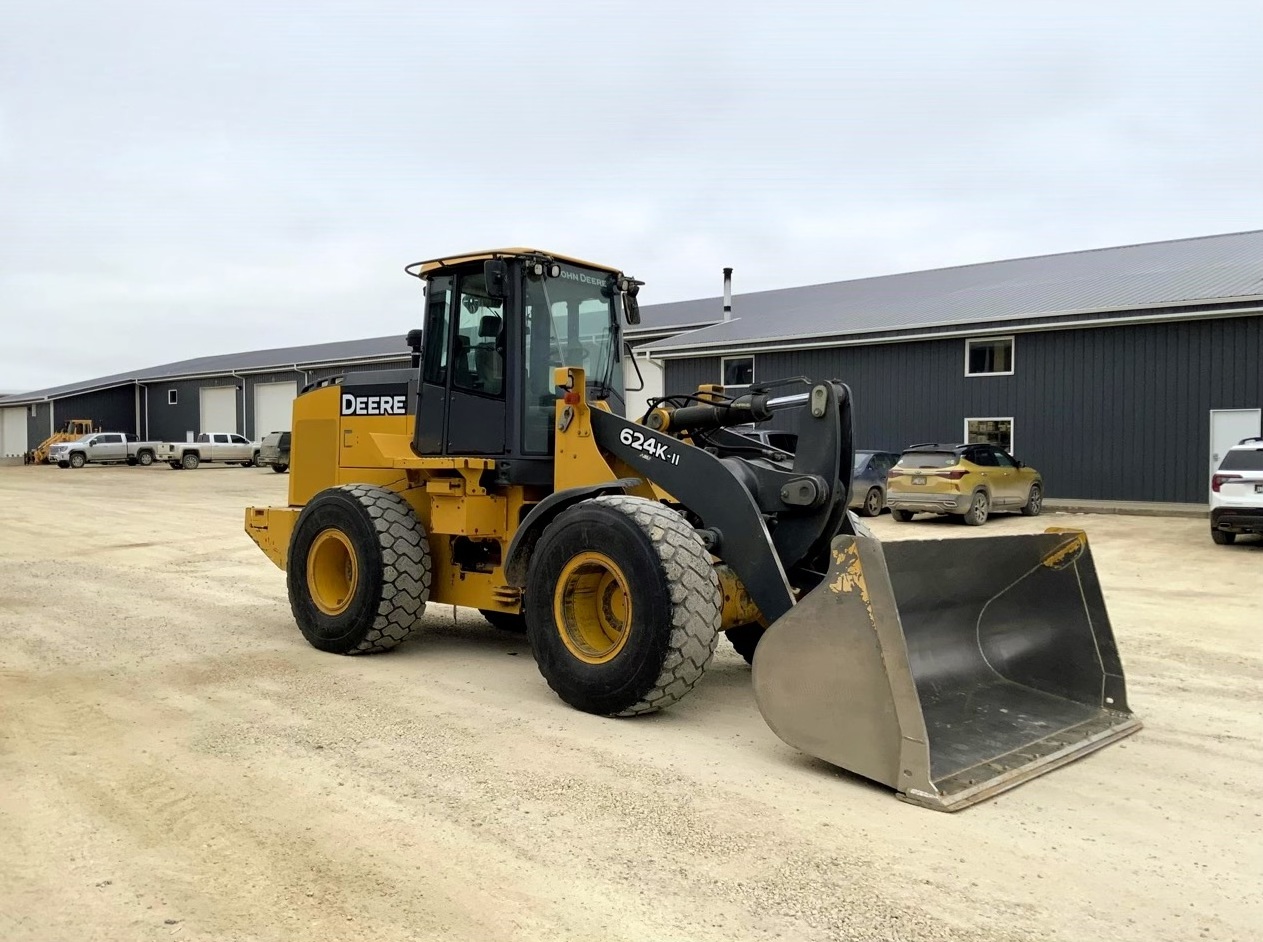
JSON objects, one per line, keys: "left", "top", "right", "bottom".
{"left": 5, "top": 230, "right": 1260, "bottom": 505}
{"left": 638, "top": 230, "right": 1263, "bottom": 504}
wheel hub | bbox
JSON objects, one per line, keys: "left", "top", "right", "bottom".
{"left": 307, "top": 528, "right": 358, "bottom": 616}
{"left": 553, "top": 552, "right": 632, "bottom": 664}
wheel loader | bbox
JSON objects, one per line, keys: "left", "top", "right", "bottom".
{"left": 245, "top": 248, "right": 1141, "bottom": 811}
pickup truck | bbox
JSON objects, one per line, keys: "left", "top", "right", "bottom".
{"left": 49, "top": 433, "right": 163, "bottom": 469}
{"left": 157, "top": 433, "right": 261, "bottom": 470}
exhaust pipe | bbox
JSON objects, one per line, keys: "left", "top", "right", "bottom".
{"left": 723, "top": 267, "right": 733, "bottom": 321}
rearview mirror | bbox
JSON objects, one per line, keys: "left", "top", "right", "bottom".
{"left": 623, "top": 292, "right": 641, "bottom": 325}
{"left": 483, "top": 259, "right": 509, "bottom": 299}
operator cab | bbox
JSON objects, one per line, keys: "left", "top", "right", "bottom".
{"left": 404, "top": 249, "right": 643, "bottom": 484}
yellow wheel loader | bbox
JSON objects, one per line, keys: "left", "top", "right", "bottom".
{"left": 245, "top": 248, "right": 1140, "bottom": 811}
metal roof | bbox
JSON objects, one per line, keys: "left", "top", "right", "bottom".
{"left": 639, "top": 229, "right": 1263, "bottom": 356}
{"left": 0, "top": 335, "right": 409, "bottom": 405}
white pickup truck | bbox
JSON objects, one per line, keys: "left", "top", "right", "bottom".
{"left": 48, "top": 433, "right": 164, "bottom": 468}
{"left": 157, "top": 433, "right": 261, "bottom": 470}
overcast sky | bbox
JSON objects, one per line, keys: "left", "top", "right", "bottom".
{"left": 2, "top": 1, "right": 1261, "bottom": 392}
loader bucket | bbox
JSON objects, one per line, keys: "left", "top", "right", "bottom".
{"left": 752, "top": 528, "right": 1140, "bottom": 811}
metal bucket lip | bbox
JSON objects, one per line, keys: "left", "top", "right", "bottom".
{"left": 900, "top": 714, "right": 1143, "bottom": 812}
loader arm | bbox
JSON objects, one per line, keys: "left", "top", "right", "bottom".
{"left": 590, "top": 380, "right": 857, "bottom": 622}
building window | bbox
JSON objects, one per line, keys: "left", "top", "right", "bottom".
{"left": 965, "top": 336, "right": 1014, "bottom": 376}
{"left": 721, "top": 356, "right": 754, "bottom": 388}
{"left": 965, "top": 417, "right": 1014, "bottom": 452}
{"left": 167, "top": 389, "right": 178, "bottom": 405}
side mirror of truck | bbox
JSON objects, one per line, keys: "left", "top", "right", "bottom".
{"left": 484, "top": 260, "right": 509, "bottom": 300}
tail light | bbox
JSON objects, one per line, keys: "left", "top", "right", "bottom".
{"left": 1212, "top": 473, "right": 1241, "bottom": 492}
{"left": 943, "top": 470, "right": 968, "bottom": 480}
{"left": 887, "top": 469, "right": 905, "bottom": 478}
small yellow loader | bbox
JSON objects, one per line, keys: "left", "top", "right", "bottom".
{"left": 29, "top": 419, "right": 97, "bottom": 464}
{"left": 245, "top": 248, "right": 1140, "bottom": 811}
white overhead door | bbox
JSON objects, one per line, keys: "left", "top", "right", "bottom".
{"left": 1, "top": 407, "right": 27, "bottom": 457}
{"left": 253, "top": 382, "right": 297, "bottom": 438}
{"left": 199, "top": 386, "right": 238, "bottom": 435}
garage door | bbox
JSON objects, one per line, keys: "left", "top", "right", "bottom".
{"left": 199, "top": 386, "right": 238, "bottom": 435}
{"left": 253, "top": 381, "right": 297, "bottom": 439}
{"left": 1, "top": 407, "right": 27, "bottom": 457}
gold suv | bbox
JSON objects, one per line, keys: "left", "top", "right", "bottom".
{"left": 885, "top": 443, "right": 1044, "bottom": 526}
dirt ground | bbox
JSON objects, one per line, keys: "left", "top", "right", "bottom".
{"left": 1, "top": 464, "right": 1260, "bottom": 942}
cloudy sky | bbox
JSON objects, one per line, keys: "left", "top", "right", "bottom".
{"left": 2, "top": 1, "right": 1261, "bottom": 392}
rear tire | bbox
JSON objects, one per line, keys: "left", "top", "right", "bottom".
{"left": 168, "top": 461, "right": 181, "bottom": 470}
{"left": 961, "top": 490, "right": 990, "bottom": 526}
{"left": 126, "top": 457, "right": 138, "bottom": 466}
{"left": 858, "top": 486, "right": 883, "bottom": 517}
{"left": 288, "top": 485, "right": 431, "bottom": 654}
{"left": 726, "top": 623, "right": 765, "bottom": 665}
{"left": 525, "top": 495, "right": 722, "bottom": 716}
{"left": 1020, "top": 484, "right": 1043, "bottom": 516}
{"left": 1211, "top": 528, "right": 1236, "bottom": 545}
{"left": 181, "top": 453, "right": 200, "bottom": 470}
{"left": 481, "top": 609, "right": 527, "bottom": 633}
{"left": 891, "top": 508, "right": 914, "bottom": 522}
{"left": 272, "top": 463, "right": 288, "bottom": 473}
{"left": 137, "top": 451, "right": 154, "bottom": 466}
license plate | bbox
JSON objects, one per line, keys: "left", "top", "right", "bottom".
{"left": 912, "top": 475, "right": 927, "bottom": 485}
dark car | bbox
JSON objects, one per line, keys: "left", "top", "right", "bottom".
{"left": 850, "top": 450, "right": 901, "bottom": 516}
{"left": 259, "top": 430, "right": 291, "bottom": 473}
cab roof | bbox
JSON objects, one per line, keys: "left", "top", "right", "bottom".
{"left": 407, "top": 247, "right": 624, "bottom": 278}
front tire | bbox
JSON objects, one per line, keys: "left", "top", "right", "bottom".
{"left": 1211, "top": 528, "right": 1236, "bottom": 545}
{"left": 271, "top": 463, "right": 288, "bottom": 473}
{"left": 181, "top": 453, "right": 200, "bottom": 470}
{"left": 69, "top": 452, "right": 86, "bottom": 469}
{"left": 288, "top": 485, "right": 432, "bottom": 654}
{"left": 168, "top": 461, "right": 181, "bottom": 470}
{"left": 525, "top": 495, "right": 722, "bottom": 716}
{"left": 962, "top": 490, "right": 990, "bottom": 526}
{"left": 858, "top": 486, "right": 883, "bottom": 517}
{"left": 1020, "top": 484, "right": 1043, "bottom": 516}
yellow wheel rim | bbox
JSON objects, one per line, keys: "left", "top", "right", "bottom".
{"left": 553, "top": 551, "right": 632, "bottom": 664}
{"left": 307, "top": 528, "right": 359, "bottom": 616}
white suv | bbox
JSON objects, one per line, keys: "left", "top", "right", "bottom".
{"left": 1210, "top": 437, "right": 1263, "bottom": 545}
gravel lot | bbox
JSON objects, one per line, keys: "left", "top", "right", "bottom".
{"left": 1, "top": 464, "right": 1260, "bottom": 942}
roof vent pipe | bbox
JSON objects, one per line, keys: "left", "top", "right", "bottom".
{"left": 723, "top": 267, "right": 733, "bottom": 321}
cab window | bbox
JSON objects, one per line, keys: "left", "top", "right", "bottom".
{"left": 451, "top": 273, "right": 505, "bottom": 397}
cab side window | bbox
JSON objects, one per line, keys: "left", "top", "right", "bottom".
{"left": 423, "top": 275, "right": 454, "bottom": 386}
{"left": 969, "top": 447, "right": 998, "bottom": 467}
{"left": 993, "top": 450, "right": 1017, "bottom": 469}
{"left": 451, "top": 275, "right": 505, "bottom": 397}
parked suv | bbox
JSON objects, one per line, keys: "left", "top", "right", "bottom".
{"left": 1210, "top": 437, "right": 1263, "bottom": 545}
{"left": 259, "top": 430, "right": 291, "bottom": 473}
{"left": 886, "top": 442, "right": 1043, "bottom": 526}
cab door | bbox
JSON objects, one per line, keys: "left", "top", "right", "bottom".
{"left": 415, "top": 267, "right": 507, "bottom": 456}
{"left": 993, "top": 448, "right": 1030, "bottom": 504}
{"left": 94, "top": 433, "right": 125, "bottom": 462}
{"left": 985, "top": 446, "right": 1020, "bottom": 506}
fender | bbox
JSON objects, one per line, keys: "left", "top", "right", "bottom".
{"left": 504, "top": 478, "right": 643, "bottom": 586}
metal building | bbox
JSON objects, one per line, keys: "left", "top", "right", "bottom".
{"left": 0, "top": 336, "right": 411, "bottom": 459}
{"left": 636, "top": 230, "right": 1263, "bottom": 503}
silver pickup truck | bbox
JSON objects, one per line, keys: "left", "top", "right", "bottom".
{"left": 49, "top": 433, "right": 163, "bottom": 468}
{"left": 157, "top": 433, "right": 261, "bottom": 470}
